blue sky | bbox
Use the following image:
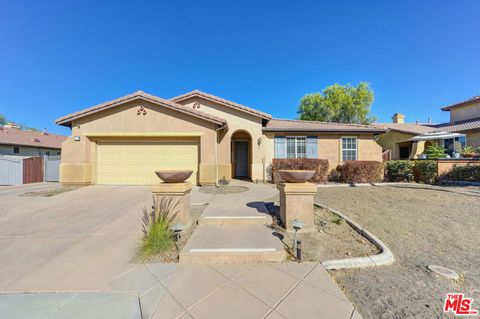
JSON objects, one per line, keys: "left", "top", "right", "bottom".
{"left": 1, "top": 0, "right": 479, "bottom": 135}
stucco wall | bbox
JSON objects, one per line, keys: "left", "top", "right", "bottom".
{"left": 0, "top": 145, "right": 60, "bottom": 156}
{"left": 466, "top": 131, "right": 480, "bottom": 148}
{"left": 449, "top": 102, "right": 480, "bottom": 122}
{"left": 178, "top": 97, "right": 268, "bottom": 182}
{"left": 376, "top": 131, "right": 416, "bottom": 160}
{"left": 264, "top": 132, "right": 383, "bottom": 174}
{"left": 61, "top": 99, "right": 219, "bottom": 185}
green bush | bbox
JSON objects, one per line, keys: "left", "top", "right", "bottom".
{"left": 140, "top": 197, "right": 178, "bottom": 258}
{"left": 386, "top": 160, "right": 414, "bottom": 182}
{"left": 339, "top": 161, "right": 384, "bottom": 183}
{"left": 422, "top": 143, "right": 445, "bottom": 159}
{"left": 442, "top": 164, "right": 480, "bottom": 182}
{"left": 413, "top": 160, "right": 438, "bottom": 184}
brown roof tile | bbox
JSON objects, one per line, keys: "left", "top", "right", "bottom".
{"left": 263, "top": 118, "right": 386, "bottom": 133}
{"left": 0, "top": 127, "right": 66, "bottom": 149}
{"left": 433, "top": 117, "right": 480, "bottom": 132}
{"left": 171, "top": 90, "right": 272, "bottom": 120}
{"left": 55, "top": 91, "right": 227, "bottom": 127}
{"left": 441, "top": 95, "right": 480, "bottom": 111}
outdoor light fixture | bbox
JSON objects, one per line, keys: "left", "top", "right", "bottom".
{"left": 74, "top": 136, "right": 81, "bottom": 141}
{"left": 257, "top": 137, "right": 262, "bottom": 146}
{"left": 292, "top": 219, "right": 304, "bottom": 251}
{"left": 170, "top": 222, "right": 185, "bottom": 251}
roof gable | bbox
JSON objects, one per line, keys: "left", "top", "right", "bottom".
{"left": 441, "top": 95, "right": 480, "bottom": 111}
{"left": 55, "top": 91, "right": 227, "bottom": 127}
{"left": 171, "top": 90, "right": 272, "bottom": 120}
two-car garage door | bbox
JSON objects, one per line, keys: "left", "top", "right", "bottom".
{"left": 96, "top": 141, "right": 198, "bottom": 185}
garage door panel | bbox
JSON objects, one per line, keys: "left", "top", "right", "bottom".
{"left": 96, "top": 141, "right": 198, "bottom": 185}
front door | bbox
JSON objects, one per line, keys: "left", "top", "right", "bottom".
{"left": 235, "top": 141, "right": 249, "bottom": 177}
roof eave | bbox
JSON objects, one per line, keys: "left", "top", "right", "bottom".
{"left": 262, "top": 128, "right": 386, "bottom": 134}
{"left": 172, "top": 92, "right": 272, "bottom": 120}
{"left": 55, "top": 95, "right": 226, "bottom": 128}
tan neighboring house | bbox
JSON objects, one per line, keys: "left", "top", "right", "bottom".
{"left": 377, "top": 95, "right": 480, "bottom": 160}
{"left": 55, "top": 90, "right": 386, "bottom": 186}
{"left": 0, "top": 123, "right": 66, "bottom": 157}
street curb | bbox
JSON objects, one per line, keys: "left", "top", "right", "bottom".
{"left": 317, "top": 182, "right": 410, "bottom": 188}
{"left": 314, "top": 202, "right": 395, "bottom": 270}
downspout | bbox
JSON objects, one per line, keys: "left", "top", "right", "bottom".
{"left": 215, "top": 124, "right": 226, "bottom": 187}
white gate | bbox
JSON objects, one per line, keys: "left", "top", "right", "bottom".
{"left": 0, "top": 156, "right": 23, "bottom": 185}
{"left": 44, "top": 155, "right": 61, "bottom": 182}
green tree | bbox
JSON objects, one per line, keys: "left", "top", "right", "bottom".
{"left": 297, "top": 82, "right": 376, "bottom": 124}
{"left": 0, "top": 114, "right": 6, "bottom": 125}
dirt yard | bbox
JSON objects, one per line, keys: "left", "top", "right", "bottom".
{"left": 315, "top": 184, "right": 480, "bottom": 319}
{"left": 266, "top": 204, "right": 378, "bottom": 261}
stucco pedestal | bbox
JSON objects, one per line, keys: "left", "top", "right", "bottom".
{"left": 277, "top": 182, "right": 317, "bottom": 233}
{"left": 151, "top": 182, "right": 193, "bottom": 227}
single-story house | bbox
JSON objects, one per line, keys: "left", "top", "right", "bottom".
{"left": 377, "top": 96, "right": 480, "bottom": 160}
{"left": 55, "top": 90, "right": 386, "bottom": 186}
{"left": 0, "top": 123, "right": 66, "bottom": 157}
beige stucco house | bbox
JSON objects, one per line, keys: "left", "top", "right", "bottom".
{"left": 55, "top": 90, "right": 386, "bottom": 186}
{"left": 377, "top": 95, "right": 480, "bottom": 160}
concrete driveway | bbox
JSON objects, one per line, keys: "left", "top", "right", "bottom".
{"left": 0, "top": 184, "right": 151, "bottom": 292}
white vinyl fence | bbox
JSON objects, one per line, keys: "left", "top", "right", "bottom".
{"left": 0, "top": 155, "right": 61, "bottom": 185}
{"left": 0, "top": 156, "right": 23, "bottom": 185}
{"left": 44, "top": 155, "right": 61, "bottom": 182}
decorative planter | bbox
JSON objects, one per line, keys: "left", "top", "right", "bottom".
{"left": 155, "top": 170, "right": 193, "bottom": 183}
{"left": 278, "top": 170, "right": 315, "bottom": 183}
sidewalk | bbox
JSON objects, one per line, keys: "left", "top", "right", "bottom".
{"left": 107, "top": 261, "right": 361, "bottom": 319}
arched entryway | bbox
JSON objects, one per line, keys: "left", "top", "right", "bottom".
{"left": 231, "top": 130, "right": 252, "bottom": 180}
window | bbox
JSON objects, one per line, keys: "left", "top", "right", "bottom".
{"left": 342, "top": 137, "right": 357, "bottom": 161}
{"left": 286, "top": 137, "right": 306, "bottom": 158}
{"left": 13, "top": 147, "right": 19, "bottom": 154}
{"left": 46, "top": 151, "right": 50, "bottom": 156}
{"left": 56, "top": 151, "right": 61, "bottom": 156}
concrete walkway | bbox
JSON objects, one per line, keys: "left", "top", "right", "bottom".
{"left": 181, "top": 180, "right": 286, "bottom": 262}
{"left": 108, "top": 261, "right": 360, "bottom": 319}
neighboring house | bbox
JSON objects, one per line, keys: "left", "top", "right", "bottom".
{"left": 435, "top": 95, "right": 480, "bottom": 147}
{"left": 55, "top": 90, "right": 386, "bottom": 186}
{"left": 376, "top": 114, "right": 438, "bottom": 160}
{"left": 0, "top": 123, "right": 66, "bottom": 157}
{"left": 377, "top": 95, "right": 480, "bottom": 160}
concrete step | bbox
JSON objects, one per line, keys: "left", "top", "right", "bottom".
{"left": 199, "top": 201, "right": 273, "bottom": 226}
{"left": 199, "top": 214, "right": 270, "bottom": 225}
{"left": 179, "top": 224, "right": 286, "bottom": 263}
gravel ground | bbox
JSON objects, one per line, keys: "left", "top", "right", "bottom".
{"left": 315, "top": 184, "right": 480, "bottom": 319}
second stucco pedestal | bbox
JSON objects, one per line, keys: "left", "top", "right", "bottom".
{"left": 277, "top": 182, "right": 317, "bottom": 233}
{"left": 151, "top": 182, "right": 193, "bottom": 227}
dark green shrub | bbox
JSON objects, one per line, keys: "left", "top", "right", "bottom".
{"left": 340, "top": 161, "right": 384, "bottom": 183}
{"left": 442, "top": 164, "right": 480, "bottom": 182}
{"left": 386, "top": 160, "right": 414, "bottom": 182}
{"left": 422, "top": 143, "right": 445, "bottom": 159}
{"left": 272, "top": 158, "right": 329, "bottom": 183}
{"left": 413, "top": 160, "right": 438, "bottom": 184}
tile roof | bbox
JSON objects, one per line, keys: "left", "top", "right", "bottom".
{"left": 170, "top": 90, "right": 272, "bottom": 120}
{"left": 0, "top": 127, "right": 67, "bottom": 149}
{"left": 441, "top": 95, "right": 480, "bottom": 111}
{"left": 433, "top": 117, "right": 480, "bottom": 133}
{"left": 263, "top": 118, "right": 387, "bottom": 133}
{"left": 376, "top": 123, "right": 437, "bottom": 135}
{"left": 55, "top": 91, "right": 227, "bottom": 127}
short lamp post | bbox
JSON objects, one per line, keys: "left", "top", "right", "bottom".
{"left": 170, "top": 222, "right": 185, "bottom": 251}
{"left": 292, "top": 219, "right": 304, "bottom": 248}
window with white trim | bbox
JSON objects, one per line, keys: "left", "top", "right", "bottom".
{"left": 286, "top": 137, "right": 306, "bottom": 158}
{"left": 341, "top": 137, "right": 357, "bottom": 161}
